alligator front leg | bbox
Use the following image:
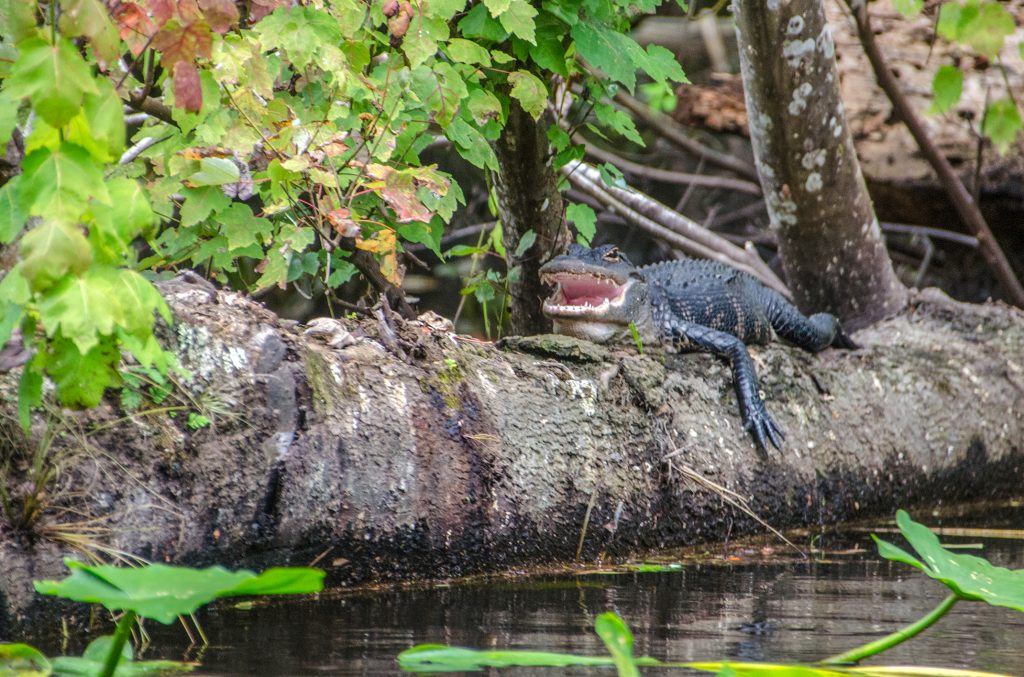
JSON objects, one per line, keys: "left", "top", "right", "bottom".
{"left": 666, "top": 321, "right": 784, "bottom": 451}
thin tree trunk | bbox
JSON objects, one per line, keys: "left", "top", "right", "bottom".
{"left": 732, "top": 0, "right": 907, "bottom": 330}
{"left": 490, "top": 102, "right": 569, "bottom": 335}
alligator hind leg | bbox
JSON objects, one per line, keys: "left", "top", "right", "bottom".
{"left": 667, "top": 321, "right": 784, "bottom": 451}
{"left": 765, "top": 293, "right": 858, "bottom": 353}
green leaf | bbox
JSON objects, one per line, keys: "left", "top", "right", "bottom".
{"left": 960, "top": 1, "right": 1014, "bottom": 57}
{"left": 639, "top": 44, "right": 687, "bottom": 86}
{"left": 513, "top": 229, "right": 536, "bottom": 257}
{"left": 18, "top": 143, "right": 110, "bottom": 222}
{"left": 982, "top": 98, "right": 1022, "bottom": 154}
{"left": 218, "top": 203, "right": 273, "bottom": 251}
{"left": 594, "top": 102, "right": 643, "bottom": 145}
{"left": 508, "top": 70, "right": 547, "bottom": 120}
{"left": 0, "top": 0, "right": 38, "bottom": 43}
{"left": 594, "top": 612, "right": 640, "bottom": 677}
{"left": 499, "top": 0, "right": 538, "bottom": 43}
{"left": 892, "top": 0, "right": 922, "bottom": 17}
{"left": 428, "top": 0, "right": 467, "bottom": 20}
{"left": 90, "top": 178, "right": 156, "bottom": 263}
{"left": 59, "top": 0, "right": 121, "bottom": 64}
{"left": 936, "top": 1, "right": 962, "bottom": 41}
{"left": 81, "top": 76, "right": 126, "bottom": 160}
{"left": 52, "top": 635, "right": 194, "bottom": 676}
{"left": 458, "top": 3, "right": 509, "bottom": 41}
{"left": 483, "top": 0, "right": 512, "bottom": 17}
{"left": 19, "top": 219, "right": 93, "bottom": 292}
{"left": 446, "top": 37, "right": 492, "bottom": 66}
{"left": 531, "top": 17, "right": 570, "bottom": 77}
{"left": 0, "top": 91, "right": 17, "bottom": 148}
{"left": 0, "top": 175, "right": 25, "bottom": 244}
{"left": 0, "top": 642, "right": 52, "bottom": 676}
{"left": 571, "top": 21, "right": 637, "bottom": 91}
{"left": 403, "top": 14, "right": 449, "bottom": 68}
{"left": 179, "top": 185, "right": 231, "bottom": 228}
{"left": 398, "top": 645, "right": 624, "bottom": 670}
{"left": 566, "top": 203, "right": 597, "bottom": 244}
{"left": 188, "top": 157, "right": 241, "bottom": 186}
{"left": 874, "top": 510, "right": 1024, "bottom": 611}
{"left": 43, "top": 334, "right": 122, "bottom": 407}
{"left": 445, "top": 117, "right": 499, "bottom": 170}
{"left": 255, "top": 6, "right": 345, "bottom": 71}
{"left": 3, "top": 36, "right": 99, "bottom": 128}
{"left": 34, "top": 560, "right": 325, "bottom": 625}
{"left": 17, "top": 362, "right": 42, "bottom": 430}
{"left": 929, "top": 65, "right": 963, "bottom": 114}
{"left": 467, "top": 88, "right": 503, "bottom": 126}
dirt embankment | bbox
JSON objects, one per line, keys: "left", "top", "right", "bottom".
{"left": 1, "top": 279, "right": 1023, "bottom": 634}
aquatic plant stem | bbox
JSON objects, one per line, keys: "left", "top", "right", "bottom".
{"left": 100, "top": 610, "right": 137, "bottom": 677}
{"left": 820, "top": 593, "right": 959, "bottom": 665}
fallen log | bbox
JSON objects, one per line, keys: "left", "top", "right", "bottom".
{"left": 2, "top": 279, "right": 1023, "bottom": 634}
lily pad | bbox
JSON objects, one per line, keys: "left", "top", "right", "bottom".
{"left": 51, "top": 636, "right": 192, "bottom": 676}
{"left": 0, "top": 643, "right": 51, "bottom": 677}
{"left": 873, "top": 511, "right": 1024, "bottom": 611}
{"left": 34, "top": 560, "right": 324, "bottom": 624}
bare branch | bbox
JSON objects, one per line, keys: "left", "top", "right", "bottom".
{"left": 613, "top": 91, "right": 760, "bottom": 182}
{"left": 577, "top": 136, "right": 762, "bottom": 195}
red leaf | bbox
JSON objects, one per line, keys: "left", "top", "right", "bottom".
{"left": 152, "top": 18, "right": 213, "bottom": 66}
{"left": 199, "top": 0, "right": 239, "bottom": 33}
{"left": 113, "top": 2, "right": 157, "bottom": 54}
{"left": 173, "top": 61, "right": 203, "bottom": 111}
{"left": 249, "top": 0, "right": 290, "bottom": 22}
{"left": 148, "top": 0, "right": 175, "bottom": 22}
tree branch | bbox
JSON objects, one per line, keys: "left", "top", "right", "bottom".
{"left": 577, "top": 136, "right": 762, "bottom": 195}
{"left": 613, "top": 91, "right": 760, "bottom": 182}
{"left": 844, "top": 0, "right": 1024, "bottom": 307}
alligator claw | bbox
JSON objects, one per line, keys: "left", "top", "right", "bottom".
{"left": 744, "top": 404, "right": 785, "bottom": 451}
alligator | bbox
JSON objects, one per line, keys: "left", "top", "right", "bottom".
{"left": 539, "top": 243, "right": 856, "bottom": 450}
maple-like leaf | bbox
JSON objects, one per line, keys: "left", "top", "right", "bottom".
{"left": 3, "top": 37, "right": 99, "bottom": 128}
{"left": 199, "top": 0, "right": 240, "bottom": 33}
{"left": 249, "top": 0, "right": 290, "bottom": 22}
{"left": 173, "top": 60, "right": 203, "bottom": 111}
{"left": 152, "top": 18, "right": 213, "bottom": 66}
{"left": 327, "top": 208, "right": 361, "bottom": 238}
{"left": 112, "top": 2, "right": 158, "bottom": 55}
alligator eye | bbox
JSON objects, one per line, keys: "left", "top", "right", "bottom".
{"left": 602, "top": 247, "right": 620, "bottom": 262}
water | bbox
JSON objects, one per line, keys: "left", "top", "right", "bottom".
{"left": 139, "top": 522, "right": 1024, "bottom": 676}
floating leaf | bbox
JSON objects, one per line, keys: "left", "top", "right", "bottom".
{"left": 52, "top": 635, "right": 194, "bottom": 676}
{"left": 34, "top": 560, "right": 324, "bottom": 625}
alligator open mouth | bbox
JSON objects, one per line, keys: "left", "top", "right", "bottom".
{"left": 541, "top": 272, "right": 630, "bottom": 316}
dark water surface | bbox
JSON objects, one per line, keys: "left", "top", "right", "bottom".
{"left": 145, "top": 526, "right": 1024, "bottom": 676}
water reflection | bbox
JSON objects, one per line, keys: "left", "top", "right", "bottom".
{"left": 145, "top": 535, "right": 1024, "bottom": 676}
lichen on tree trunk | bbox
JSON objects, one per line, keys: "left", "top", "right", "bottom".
{"left": 489, "top": 101, "right": 569, "bottom": 336}
{"left": 732, "top": 0, "right": 907, "bottom": 329}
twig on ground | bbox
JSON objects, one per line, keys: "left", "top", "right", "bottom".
{"left": 563, "top": 160, "right": 791, "bottom": 297}
{"left": 613, "top": 90, "right": 760, "bottom": 182}
{"left": 844, "top": 0, "right": 1024, "bottom": 307}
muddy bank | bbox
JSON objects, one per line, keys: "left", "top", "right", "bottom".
{"left": 1, "top": 280, "right": 1023, "bottom": 633}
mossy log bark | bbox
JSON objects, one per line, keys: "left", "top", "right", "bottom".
{"left": 2, "top": 280, "right": 1023, "bottom": 633}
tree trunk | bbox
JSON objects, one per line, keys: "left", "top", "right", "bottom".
{"left": 489, "top": 102, "right": 569, "bottom": 335}
{"left": 732, "top": 0, "right": 907, "bottom": 330}
{"left": 3, "top": 279, "right": 1024, "bottom": 632}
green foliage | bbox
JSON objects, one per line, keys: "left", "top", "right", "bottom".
{"left": 927, "top": 0, "right": 1021, "bottom": 152}
{"left": 566, "top": 203, "right": 597, "bottom": 245}
{"left": 928, "top": 65, "right": 963, "bottom": 114}
{"left": 873, "top": 509, "right": 1024, "bottom": 611}
{"left": 0, "top": 0, "right": 686, "bottom": 419}
{"left": 50, "top": 636, "right": 192, "bottom": 676}
{"left": 35, "top": 559, "right": 325, "bottom": 625}
{"left": 0, "top": 642, "right": 51, "bottom": 676}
